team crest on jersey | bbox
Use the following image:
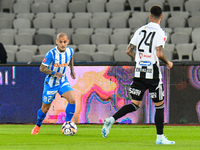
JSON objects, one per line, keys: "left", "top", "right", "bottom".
{"left": 43, "top": 58, "right": 47, "bottom": 63}
{"left": 139, "top": 53, "right": 143, "bottom": 59}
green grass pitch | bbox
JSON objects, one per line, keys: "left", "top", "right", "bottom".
{"left": 0, "top": 124, "right": 200, "bottom": 150}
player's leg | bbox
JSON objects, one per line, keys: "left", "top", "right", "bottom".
{"left": 102, "top": 78, "right": 145, "bottom": 138}
{"left": 31, "top": 84, "right": 57, "bottom": 135}
{"left": 59, "top": 82, "right": 76, "bottom": 122}
{"left": 150, "top": 82, "right": 175, "bottom": 144}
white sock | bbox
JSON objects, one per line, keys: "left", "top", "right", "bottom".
{"left": 157, "top": 134, "right": 164, "bottom": 138}
{"left": 110, "top": 117, "right": 115, "bottom": 124}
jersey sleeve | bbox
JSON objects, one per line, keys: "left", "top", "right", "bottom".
{"left": 70, "top": 47, "right": 74, "bottom": 59}
{"left": 130, "top": 29, "right": 140, "bottom": 45}
{"left": 42, "top": 51, "right": 53, "bottom": 66}
{"left": 156, "top": 30, "right": 167, "bottom": 48}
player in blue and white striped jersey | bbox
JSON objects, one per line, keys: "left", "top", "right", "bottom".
{"left": 31, "top": 33, "right": 76, "bottom": 135}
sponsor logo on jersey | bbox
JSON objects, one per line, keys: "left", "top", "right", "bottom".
{"left": 150, "top": 92, "right": 157, "bottom": 98}
{"left": 54, "top": 63, "right": 69, "bottom": 67}
{"left": 43, "top": 57, "right": 47, "bottom": 63}
{"left": 139, "top": 61, "right": 151, "bottom": 66}
{"left": 144, "top": 54, "right": 151, "bottom": 58}
{"left": 139, "top": 53, "right": 143, "bottom": 59}
{"left": 136, "top": 68, "right": 152, "bottom": 73}
{"left": 129, "top": 88, "right": 141, "bottom": 96}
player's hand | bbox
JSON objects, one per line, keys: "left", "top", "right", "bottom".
{"left": 70, "top": 71, "right": 76, "bottom": 79}
{"left": 54, "top": 72, "right": 64, "bottom": 80}
{"left": 167, "top": 61, "right": 173, "bottom": 69}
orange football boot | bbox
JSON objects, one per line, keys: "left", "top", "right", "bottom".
{"left": 31, "top": 125, "right": 40, "bottom": 135}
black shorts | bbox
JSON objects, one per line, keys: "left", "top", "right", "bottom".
{"left": 129, "top": 77, "right": 164, "bottom": 103}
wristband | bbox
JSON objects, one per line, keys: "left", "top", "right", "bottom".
{"left": 52, "top": 71, "right": 56, "bottom": 75}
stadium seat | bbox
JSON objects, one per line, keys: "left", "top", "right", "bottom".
{"left": 50, "top": 2, "right": 67, "bottom": 13}
{"left": 128, "top": 0, "right": 145, "bottom": 11}
{"left": 93, "top": 12, "right": 111, "bottom": 19}
{"left": 90, "top": 17, "right": 108, "bottom": 28}
{"left": 110, "top": 33, "right": 129, "bottom": 46}
{"left": 109, "top": 17, "right": 127, "bottom": 29}
{"left": 33, "top": 17, "right": 51, "bottom": 29}
{"left": 170, "top": 32, "right": 190, "bottom": 45}
{"left": 113, "top": 28, "right": 131, "bottom": 36}
{"left": 174, "top": 27, "right": 192, "bottom": 36}
{"left": 16, "top": 0, "right": 34, "bottom": 3}
{"left": 188, "top": 16, "right": 200, "bottom": 28}
{"left": 37, "top": 28, "right": 56, "bottom": 37}
{"left": 87, "top": 1, "right": 105, "bottom": 13}
{"left": 4, "top": 45, "right": 18, "bottom": 53}
{"left": 193, "top": 49, "right": 200, "bottom": 61}
{"left": 72, "top": 33, "right": 91, "bottom": 45}
{"left": 78, "top": 44, "right": 96, "bottom": 53}
{"left": 31, "top": 2, "right": 49, "bottom": 13}
{"left": 0, "top": 0, "right": 15, "bottom": 13}
{"left": 0, "top": 18, "right": 12, "bottom": 29}
{"left": 92, "top": 52, "right": 113, "bottom": 62}
{"left": 68, "top": 1, "right": 86, "bottom": 13}
{"left": 16, "top": 13, "right": 34, "bottom": 20}
{"left": 34, "top": 34, "right": 53, "bottom": 45}
{"left": 117, "top": 44, "right": 128, "bottom": 50}
{"left": 91, "top": 33, "right": 109, "bottom": 45}
{"left": 73, "top": 52, "right": 92, "bottom": 62}
{"left": 32, "top": 55, "right": 45, "bottom": 62}
{"left": 0, "top": 12, "right": 15, "bottom": 20}
{"left": 164, "top": 43, "right": 175, "bottom": 52}
{"left": 191, "top": 28, "right": 200, "bottom": 44}
{"left": 106, "top": 1, "right": 125, "bottom": 13}
{"left": 38, "top": 45, "right": 55, "bottom": 55}
{"left": 16, "top": 50, "right": 34, "bottom": 63}
{"left": 74, "top": 12, "right": 92, "bottom": 19}
{"left": 185, "top": 0, "right": 200, "bottom": 13}
{"left": 0, "top": 33, "right": 14, "bottom": 45}
{"left": 19, "top": 45, "right": 38, "bottom": 54}
{"left": 53, "top": 0, "right": 69, "bottom": 3}
{"left": 97, "top": 44, "right": 116, "bottom": 57}
{"left": 71, "top": 18, "right": 89, "bottom": 28}
{"left": 15, "top": 33, "right": 33, "bottom": 45}
{"left": 128, "top": 16, "right": 147, "bottom": 29}
{"left": 13, "top": 2, "right": 31, "bottom": 13}
{"left": 13, "top": 18, "right": 31, "bottom": 29}
{"left": 144, "top": 0, "right": 164, "bottom": 12}
{"left": 55, "top": 12, "right": 73, "bottom": 20}
{"left": 170, "top": 11, "right": 190, "bottom": 19}
{"left": 114, "top": 49, "right": 132, "bottom": 62}
{"left": 6, "top": 50, "right": 15, "bottom": 62}
{"left": 176, "top": 43, "right": 195, "bottom": 61}
{"left": 35, "top": 0, "right": 52, "bottom": 4}
{"left": 112, "top": 11, "right": 130, "bottom": 20}
{"left": 163, "top": 49, "right": 173, "bottom": 61}
{"left": 0, "top": 29, "right": 17, "bottom": 36}
{"left": 18, "top": 29, "right": 36, "bottom": 36}
{"left": 168, "top": 0, "right": 184, "bottom": 11}
{"left": 94, "top": 28, "right": 113, "bottom": 36}
{"left": 52, "top": 18, "right": 70, "bottom": 29}
{"left": 167, "top": 16, "right": 186, "bottom": 28}
{"left": 75, "top": 28, "right": 94, "bottom": 35}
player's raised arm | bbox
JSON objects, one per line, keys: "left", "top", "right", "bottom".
{"left": 69, "top": 56, "right": 76, "bottom": 79}
{"left": 126, "top": 43, "right": 136, "bottom": 60}
{"left": 156, "top": 45, "right": 173, "bottom": 69}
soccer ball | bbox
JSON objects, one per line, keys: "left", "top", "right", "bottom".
{"left": 62, "top": 121, "right": 77, "bottom": 136}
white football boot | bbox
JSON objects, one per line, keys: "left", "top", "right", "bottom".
{"left": 102, "top": 117, "right": 115, "bottom": 138}
{"left": 156, "top": 135, "right": 175, "bottom": 145}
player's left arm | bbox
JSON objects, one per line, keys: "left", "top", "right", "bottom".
{"left": 69, "top": 56, "right": 76, "bottom": 79}
{"left": 156, "top": 45, "right": 173, "bottom": 69}
{"left": 126, "top": 43, "right": 136, "bottom": 60}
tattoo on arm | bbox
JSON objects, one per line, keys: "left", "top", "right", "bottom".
{"left": 157, "top": 46, "right": 168, "bottom": 64}
{"left": 40, "top": 65, "right": 53, "bottom": 75}
{"left": 126, "top": 44, "right": 136, "bottom": 59}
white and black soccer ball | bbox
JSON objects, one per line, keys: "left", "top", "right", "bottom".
{"left": 62, "top": 121, "right": 77, "bottom": 136}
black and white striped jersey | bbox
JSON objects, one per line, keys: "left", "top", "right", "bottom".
{"left": 130, "top": 22, "right": 167, "bottom": 80}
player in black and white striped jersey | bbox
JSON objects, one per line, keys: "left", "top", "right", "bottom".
{"left": 102, "top": 5, "right": 175, "bottom": 145}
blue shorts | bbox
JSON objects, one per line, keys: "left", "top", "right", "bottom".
{"left": 42, "top": 81, "right": 73, "bottom": 104}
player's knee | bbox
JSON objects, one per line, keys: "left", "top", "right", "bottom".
{"left": 131, "top": 103, "right": 139, "bottom": 111}
{"left": 68, "top": 98, "right": 76, "bottom": 104}
{"left": 155, "top": 103, "right": 164, "bottom": 109}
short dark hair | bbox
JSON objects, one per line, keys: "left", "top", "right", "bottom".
{"left": 150, "top": 5, "right": 162, "bottom": 19}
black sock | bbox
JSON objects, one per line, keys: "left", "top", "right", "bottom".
{"left": 113, "top": 103, "right": 139, "bottom": 121}
{"left": 155, "top": 107, "right": 164, "bottom": 135}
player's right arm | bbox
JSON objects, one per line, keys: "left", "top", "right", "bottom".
{"left": 126, "top": 43, "right": 136, "bottom": 60}
{"left": 156, "top": 45, "right": 173, "bottom": 69}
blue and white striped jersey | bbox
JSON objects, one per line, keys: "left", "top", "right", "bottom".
{"left": 42, "top": 46, "right": 74, "bottom": 87}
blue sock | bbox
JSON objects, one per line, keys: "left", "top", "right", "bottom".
{"left": 36, "top": 109, "right": 46, "bottom": 127}
{"left": 65, "top": 103, "right": 76, "bottom": 122}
